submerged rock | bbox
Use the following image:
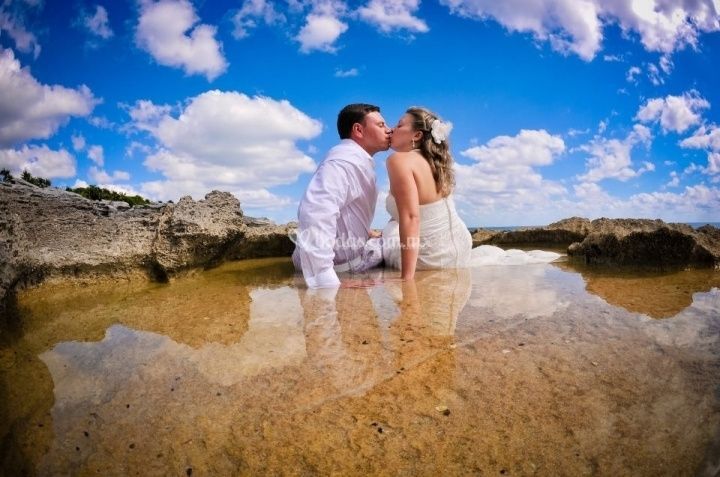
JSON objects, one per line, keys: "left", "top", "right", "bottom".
{"left": 0, "top": 180, "right": 294, "bottom": 311}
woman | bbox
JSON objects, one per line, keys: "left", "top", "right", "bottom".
{"left": 382, "top": 107, "right": 472, "bottom": 280}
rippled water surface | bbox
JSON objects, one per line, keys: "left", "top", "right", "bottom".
{"left": 1, "top": 257, "right": 719, "bottom": 476}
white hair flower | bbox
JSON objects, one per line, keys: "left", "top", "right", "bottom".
{"left": 430, "top": 119, "right": 453, "bottom": 144}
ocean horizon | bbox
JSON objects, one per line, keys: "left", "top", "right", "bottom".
{"left": 469, "top": 222, "right": 720, "bottom": 232}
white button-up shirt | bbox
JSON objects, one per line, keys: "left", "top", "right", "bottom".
{"left": 293, "top": 139, "right": 378, "bottom": 288}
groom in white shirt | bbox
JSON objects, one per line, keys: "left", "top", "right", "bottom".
{"left": 293, "top": 103, "right": 392, "bottom": 288}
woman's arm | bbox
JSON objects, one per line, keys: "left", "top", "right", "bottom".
{"left": 387, "top": 153, "right": 420, "bottom": 280}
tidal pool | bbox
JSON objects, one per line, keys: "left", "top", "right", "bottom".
{"left": 1, "top": 257, "right": 719, "bottom": 476}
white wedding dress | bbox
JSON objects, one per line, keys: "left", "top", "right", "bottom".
{"left": 382, "top": 194, "right": 472, "bottom": 269}
{"left": 382, "top": 194, "right": 562, "bottom": 269}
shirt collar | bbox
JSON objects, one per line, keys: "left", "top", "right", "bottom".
{"left": 339, "top": 139, "right": 373, "bottom": 166}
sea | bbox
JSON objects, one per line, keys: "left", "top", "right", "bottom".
{"left": 469, "top": 222, "right": 720, "bottom": 232}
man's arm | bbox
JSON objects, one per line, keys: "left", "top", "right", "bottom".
{"left": 296, "top": 161, "right": 350, "bottom": 288}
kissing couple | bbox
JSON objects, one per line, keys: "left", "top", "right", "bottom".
{"left": 292, "top": 103, "right": 472, "bottom": 289}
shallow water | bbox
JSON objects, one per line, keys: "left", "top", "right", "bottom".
{"left": 1, "top": 257, "right": 719, "bottom": 476}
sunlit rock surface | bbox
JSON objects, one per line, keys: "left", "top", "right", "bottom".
{"left": 1, "top": 258, "right": 719, "bottom": 475}
{"left": 0, "top": 180, "right": 295, "bottom": 312}
{"left": 472, "top": 217, "right": 720, "bottom": 268}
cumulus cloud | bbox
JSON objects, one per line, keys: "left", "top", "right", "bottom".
{"left": 132, "top": 90, "right": 322, "bottom": 208}
{"left": 232, "top": 0, "right": 285, "bottom": 39}
{"left": 439, "top": 0, "right": 603, "bottom": 60}
{"left": 681, "top": 125, "right": 720, "bottom": 176}
{"left": 666, "top": 170, "right": 680, "bottom": 187}
{"left": 122, "top": 99, "right": 173, "bottom": 133}
{"left": 87, "top": 145, "right": 104, "bottom": 166}
{"left": 297, "top": 13, "right": 348, "bottom": 53}
{"left": 0, "top": 48, "right": 98, "bottom": 147}
{"left": 83, "top": 5, "right": 113, "bottom": 39}
{"left": 577, "top": 124, "right": 654, "bottom": 182}
{"left": 439, "top": 0, "right": 720, "bottom": 60}
{"left": 681, "top": 124, "right": 720, "bottom": 151}
{"left": 626, "top": 184, "right": 720, "bottom": 217}
{"left": 0, "top": 0, "right": 41, "bottom": 57}
{"left": 635, "top": 91, "right": 710, "bottom": 134}
{"left": 135, "top": 0, "right": 228, "bottom": 80}
{"left": 454, "top": 129, "right": 567, "bottom": 221}
{"left": 0, "top": 144, "right": 76, "bottom": 178}
{"left": 88, "top": 166, "right": 130, "bottom": 183}
{"left": 358, "top": 0, "right": 429, "bottom": 33}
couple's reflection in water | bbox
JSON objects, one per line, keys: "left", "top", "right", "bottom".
{"left": 296, "top": 268, "right": 472, "bottom": 397}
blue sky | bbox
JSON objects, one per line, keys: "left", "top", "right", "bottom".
{"left": 1, "top": 0, "right": 719, "bottom": 227}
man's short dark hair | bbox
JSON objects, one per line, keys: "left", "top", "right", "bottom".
{"left": 337, "top": 103, "right": 380, "bottom": 139}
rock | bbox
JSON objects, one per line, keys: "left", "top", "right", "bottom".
{"left": 470, "top": 216, "right": 719, "bottom": 268}
{"left": 568, "top": 220, "right": 718, "bottom": 268}
{"left": 470, "top": 228, "right": 498, "bottom": 246}
{"left": 0, "top": 180, "right": 295, "bottom": 311}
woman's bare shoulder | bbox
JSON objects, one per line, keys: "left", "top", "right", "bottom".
{"left": 387, "top": 150, "right": 424, "bottom": 167}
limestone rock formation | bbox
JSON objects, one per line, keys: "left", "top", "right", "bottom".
{"left": 470, "top": 216, "right": 719, "bottom": 268}
{"left": 0, "top": 180, "right": 295, "bottom": 314}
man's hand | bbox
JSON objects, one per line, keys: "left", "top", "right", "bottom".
{"left": 368, "top": 229, "right": 382, "bottom": 239}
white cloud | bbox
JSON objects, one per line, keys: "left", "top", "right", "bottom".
{"left": 126, "top": 141, "right": 153, "bottom": 157}
{"left": 666, "top": 170, "right": 680, "bottom": 187}
{"left": 71, "top": 134, "right": 86, "bottom": 151}
{"left": 0, "top": 144, "right": 76, "bottom": 178}
{"left": 232, "top": 0, "right": 285, "bottom": 39}
{"left": 88, "top": 116, "right": 115, "bottom": 129}
{"left": 566, "top": 182, "right": 720, "bottom": 222}
{"left": 647, "top": 62, "right": 663, "bottom": 85}
{"left": 136, "top": 90, "right": 322, "bottom": 208}
{"left": 297, "top": 13, "right": 348, "bottom": 53}
{"left": 681, "top": 124, "right": 720, "bottom": 152}
{"left": 603, "top": 53, "right": 623, "bottom": 62}
{"left": 334, "top": 67, "right": 358, "bottom": 77}
{"left": 635, "top": 91, "right": 710, "bottom": 134}
{"left": 358, "top": 0, "right": 429, "bottom": 33}
{"left": 659, "top": 54, "right": 673, "bottom": 74}
{"left": 88, "top": 166, "right": 130, "bottom": 183}
{"left": 598, "top": 119, "right": 608, "bottom": 134}
{"left": 626, "top": 65, "right": 641, "bottom": 83}
{"left": 0, "top": 48, "right": 98, "bottom": 147}
{"left": 439, "top": 0, "right": 603, "bottom": 60}
{"left": 0, "top": 0, "right": 41, "bottom": 57}
{"left": 682, "top": 126, "right": 720, "bottom": 176}
{"left": 83, "top": 5, "right": 113, "bottom": 39}
{"left": 87, "top": 145, "right": 104, "bottom": 166}
{"left": 455, "top": 129, "right": 567, "bottom": 222}
{"left": 135, "top": 0, "right": 228, "bottom": 80}
{"left": 72, "top": 179, "right": 90, "bottom": 188}
{"left": 439, "top": 0, "right": 720, "bottom": 60}
{"left": 122, "top": 99, "right": 173, "bottom": 133}
{"left": 577, "top": 124, "right": 654, "bottom": 182}
{"left": 626, "top": 185, "right": 720, "bottom": 218}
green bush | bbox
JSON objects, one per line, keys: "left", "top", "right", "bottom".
{"left": 66, "top": 184, "right": 151, "bottom": 207}
{"left": 21, "top": 170, "right": 51, "bottom": 188}
{"left": 1, "top": 168, "right": 12, "bottom": 182}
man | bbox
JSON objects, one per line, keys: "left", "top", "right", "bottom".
{"left": 293, "top": 103, "right": 391, "bottom": 288}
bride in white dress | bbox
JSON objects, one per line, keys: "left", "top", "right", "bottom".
{"left": 382, "top": 107, "right": 472, "bottom": 279}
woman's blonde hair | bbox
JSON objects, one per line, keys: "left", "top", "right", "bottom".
{"left": 406, "top": 106, "right": 455, "bottom": 197}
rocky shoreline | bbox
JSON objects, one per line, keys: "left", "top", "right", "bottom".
{"left": 2, "top": 180, "right": 719, "bottom": 319}
{"left": 0, "top": 179, "right": 294, "bottom": 319}
{"left": 472, "top": 217, "right": 720, "bottom": 268}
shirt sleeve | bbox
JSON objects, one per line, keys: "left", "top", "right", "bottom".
{"left": 295, "top": 161, "right": 350, "bottom": 288}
